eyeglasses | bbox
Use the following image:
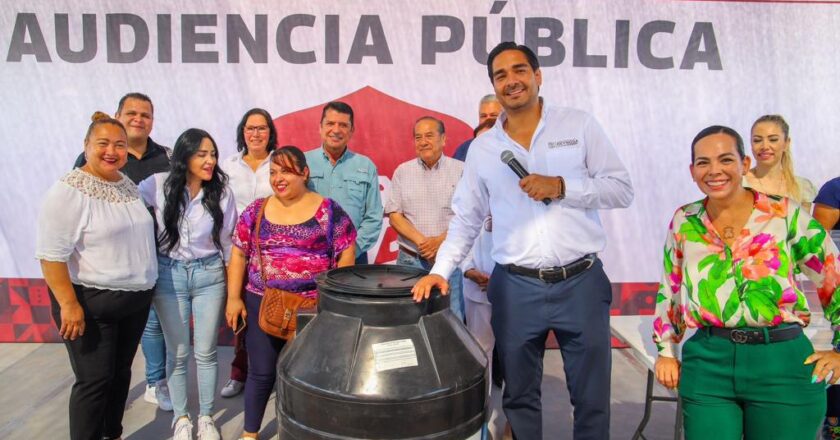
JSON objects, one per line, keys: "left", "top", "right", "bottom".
{"left": 244, "top": 125, "right": 269, "bottom": 134}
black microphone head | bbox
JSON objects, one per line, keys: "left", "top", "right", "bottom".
{"left": 500, "top": 150, "right": 515, "bottom": 165}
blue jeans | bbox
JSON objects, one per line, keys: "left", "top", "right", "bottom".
{"left": 154, "top": 254, "right": 226, "bottom": 423}
{"left": 141, "top": 306, "right": 167, "bottom": 385}
{"left": 397, "top": 250, "right": 464, "bottom": 321}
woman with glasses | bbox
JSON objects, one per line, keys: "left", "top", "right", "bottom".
{"left": 218, "top": 108, "right": 278, "bottom": 398}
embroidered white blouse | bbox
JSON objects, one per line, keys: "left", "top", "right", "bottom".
{"left": 35, "top": 168, "right": 158, "bottom": 291}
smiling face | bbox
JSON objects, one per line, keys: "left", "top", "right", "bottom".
{"left": 243, "top": 113, "right": 270, "bottom": 155}
{"left": 491, "top": 49, "right": 542, "bottom": 113}
{"left": 751, "top": 121, "right": 789, "bottom": 169}
{"left": 414, "top": 119, "right": 445, "bottom": 167}
{"left": 84, "top": 123, "right": 128, "bottom": 181}
{"left": 690, "top": 132, "right": 751, "bottom": 201}
{"left": 269, "top": 154, "right": 309, "bottom": 200}
{"left": 319, "top": 109, "right": 354, "bottom": 156}
{"left": 187, "top": 137, "right": 218, "bottom": 183}
{"left": 115, "top": 98, "right": 153, "bottom": 144}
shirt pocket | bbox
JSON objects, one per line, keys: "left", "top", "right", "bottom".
{"left": 544, "top": 143, "right": 586, "bottom": 178}
{"left": 308, "top": 170, "right": 325, "bottom": 191}
{"left": 341, "top": 175, "right": 369, "bottom": 214}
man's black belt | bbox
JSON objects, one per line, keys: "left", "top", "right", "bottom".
{"left": 706, "top": 325, "right": 802, "bottom": 344}
{"left": 504, "top": 254, "right": 597, "bottom": 283}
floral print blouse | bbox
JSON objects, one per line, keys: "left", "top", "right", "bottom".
{"left": 653, "top": 191, "right": 840, "bottom": 357}
{"left": 232, "top": 197, "right": 357, "bottom": 299}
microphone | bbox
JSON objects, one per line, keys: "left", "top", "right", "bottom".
{"left": 500, "top": 150, "right": 551, "bottom": 205}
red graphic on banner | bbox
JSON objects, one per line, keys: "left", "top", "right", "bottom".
{"left": 274, "top": 86, "right": 473, "bottom": 178}
{"left": 274, "top": 86, "right": 475, "bottom": 263}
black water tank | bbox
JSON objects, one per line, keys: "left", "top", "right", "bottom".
{"left": 276, "top": 264, "right": 487, "bottom": 439}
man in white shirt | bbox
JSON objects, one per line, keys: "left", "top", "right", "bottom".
{"left": 413, "top": 42, "right": 634, "bottom": 439}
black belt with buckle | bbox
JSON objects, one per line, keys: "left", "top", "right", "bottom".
{"left": 707, "top": 325, "right": 802, "bottom": 344}
{"left": 504, "top": 254, "right": 597, "bottom": 283}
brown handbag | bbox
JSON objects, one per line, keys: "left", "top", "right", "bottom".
{"left": 252, "top": 197, "right": 332, "bottom": 340}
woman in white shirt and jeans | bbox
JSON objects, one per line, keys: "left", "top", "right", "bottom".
{"left": 37, "top": 112, "right": 158, "bottom": 440}
{"left": 217, "top": 108, "right": 277, "bottom": 398}
{"left": 139, "top": 128, "right": 237, "bottom": 440}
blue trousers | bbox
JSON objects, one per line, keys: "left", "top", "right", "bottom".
{"left": 141, "top": 306, "right": 167, "bottom": 385}
{"left": 243, "top": 291, "right": 287, "bottom": 433}
{"left": 488, "top": 260, "right": 612, "bottom": 440}
{"left": 397, "top": 250, "right": 464, "bottom": 321}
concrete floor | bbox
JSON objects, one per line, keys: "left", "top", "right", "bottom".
{"left": 0, "top": 344, "right": 678, "bottom": 439}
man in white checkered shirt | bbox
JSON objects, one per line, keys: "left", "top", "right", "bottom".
{"left": 385, "top": 116, "right": 465, "bottom": 320}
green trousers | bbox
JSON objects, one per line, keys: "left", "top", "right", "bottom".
{"left": 679, "top": 328, "right": 826, "bottom": 440}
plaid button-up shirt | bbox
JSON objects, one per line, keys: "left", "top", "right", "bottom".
{"left": 384, "top": 156, "right": 463, "bottom": 252}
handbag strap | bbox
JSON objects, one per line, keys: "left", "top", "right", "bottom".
{"left": 252, "top": 197, "right": 271, "bottom": 285}
{"left": 253, "top": 196, "right": 336, "bottom": 284}
{"left": 319, "top": 199, "right": 336, "bottom": 269}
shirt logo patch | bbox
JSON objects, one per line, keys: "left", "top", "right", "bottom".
{"left": 549, "top": 138, "right": 579, "bottom": 149}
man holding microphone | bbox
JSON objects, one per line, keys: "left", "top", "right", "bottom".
{"left": 412, "top": 42, "right": 633, "bottom": 439}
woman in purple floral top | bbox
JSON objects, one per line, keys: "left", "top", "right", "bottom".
{"left": 653, "top": 126, "right": 840, "bottom": 439}
{"left": 224, "top": 146, "right": 356, "bottom": 439}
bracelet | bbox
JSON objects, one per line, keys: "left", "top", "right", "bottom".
{"left": 556, "top": 176, "right": 566, "bottom": 200}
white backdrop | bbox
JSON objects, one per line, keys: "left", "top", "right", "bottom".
{"left": 2, "top": 0, "right": 839, "bottom": 282}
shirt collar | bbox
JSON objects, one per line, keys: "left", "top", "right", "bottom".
{"left": 320, "top": 145, "right": 353, "bottom": 165}
{"left": 417, "top": 155, "right": 444, "bottom": 170}
{"left": 236, "top": 151, "right": 271, "bottom": 169}
{"left": 135, "top": 137, "right": 165, "bottom": 160}
{"left": 496, "top": 97, "right": 546, "bottom": 132}
{"left": 686, "top": 189, "right": 765, "bottom": 220}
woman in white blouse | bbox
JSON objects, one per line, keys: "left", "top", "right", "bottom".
{"left": 139, "top": 128, "right": 237, "bottom": 440}
{"left": 218, "top": 108, "right": 277, "bottom": 398}
{"left": 744, "top": 114, "right": 817, "bottom": 210}
{"left": 220, "top": 108, "right": 277, "bottom": 214}
{"left": 36, "top": 112, "right": 157, "bottom": 440}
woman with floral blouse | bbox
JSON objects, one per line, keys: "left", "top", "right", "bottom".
{"left": 652, "top": 125, "right": 840, "bottom": 439}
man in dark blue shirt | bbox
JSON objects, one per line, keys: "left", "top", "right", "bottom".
{"left": 452, "top": 94, "right": 501, "bottom": 161}
{"left": 73, "top": 93, "right": 170, "bottom": 184}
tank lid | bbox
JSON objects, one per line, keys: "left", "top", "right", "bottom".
{"left": 319, "top": 265, "right": 428, "bottom": 297}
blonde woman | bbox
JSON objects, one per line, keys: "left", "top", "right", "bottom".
{"left": 744, "top": 114, "right": 817, "bottom": 210}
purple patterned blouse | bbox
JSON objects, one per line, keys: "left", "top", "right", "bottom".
{"left": 232, "top": 197, "right": 357, "bottom": 299}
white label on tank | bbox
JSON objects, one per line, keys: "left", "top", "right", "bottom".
{"left": 371, "top": 339, "right": 418, "bottom": 372}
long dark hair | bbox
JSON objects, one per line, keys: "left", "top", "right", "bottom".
{"left": 159, "top": 128, "right": 229, "bottom": 254}
{"left": 236, "top": 108, "right": 278, "bottom": 154}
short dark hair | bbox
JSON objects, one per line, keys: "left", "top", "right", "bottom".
{"left": 414, "top": 116, "right": 445, "bottom": 135}
{"left": 320, "top": 101, "right": 354, "bottom": 127}
{"left": 236, "top": 108, "right": 278, "bottom": 155}
{"left": 270, "top": 145, "right": 310, "bottom": 185}
{"left": 691, "top": 125, "right": 745, "bottom": 162}
{"left": 116, "top": 92, "right": 154, "bottom": 115}
{"left": 486, "top": 42, "right": 540, "bottom": 82}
